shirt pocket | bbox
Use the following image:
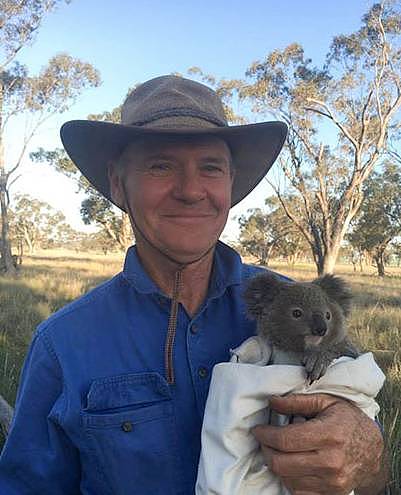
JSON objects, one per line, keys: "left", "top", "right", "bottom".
{"left": 81, "top": 372, "right": 183, "bottom": 495}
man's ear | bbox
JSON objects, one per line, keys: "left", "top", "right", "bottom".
{"left": 108, "top": 161, "right": 126, "bottom": 210}
{"left": 313, "top": 274, "right": 352, "bottom": 317}
{"left": 243, "top": 272, "right": 282, "bottom": 318}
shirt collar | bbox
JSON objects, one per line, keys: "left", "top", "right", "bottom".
{"left": 122, "top": 241, "right": 243, "bottom": 298}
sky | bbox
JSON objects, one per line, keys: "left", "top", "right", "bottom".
{"left": 8, "top": 0, "right": 377, "bottom": 241}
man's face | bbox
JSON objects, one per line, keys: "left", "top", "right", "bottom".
{"left": 109, "top": 135, "right": 233, "bottom": 263}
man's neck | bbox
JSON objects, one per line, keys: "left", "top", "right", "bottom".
{"left": 136, "top": 242, "right": 216, "bottom": 317}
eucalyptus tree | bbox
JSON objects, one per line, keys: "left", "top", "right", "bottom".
{"left": 238, "top": 197, "right": 307, "bottom": 265}
{"left": 0, "top": 1, "right": 101, "bottom": 274}
{"left": 245, "top": 2, "right": 401, "bottom": 274}
{"left": 195, "top": 2, "right": 401, "bottom": 275}
{"left": 31, "top": 107, "right": 132, "bottom": 252}
{"left": 9, "top": 194, "right": 69, "bottom": 254}
{"left": 348, "top": 162, "right": 401, "bottom": 276}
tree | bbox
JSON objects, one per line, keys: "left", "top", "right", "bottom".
{"left": 348, "top": 162, "right": 401, "bottom": 276}
{"left": 0, "top": 1, "right": 100, "bottom": 275}
{"left": 31, "top": 106, "right": 132, "bottom": 252}
{"left": 389, "top": 240, "right": 401, "bottom": 266}
{"left": 0, "top": 1, "right": 70, "bottom": 72}
{"left": 238, "top": 197, "right": 307, "bottom": 265}
{"left": 197, "top": 2, "right": 401, "bottom": 275}
{"left": 9, "top": 194, "right": 73, "bottom": 254}
{"left": 238, "top": 208, "right": 275, "bottom": 265}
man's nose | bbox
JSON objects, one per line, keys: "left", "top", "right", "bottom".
{"left": 172, "top": 168, "right": 206, "bottom": 202}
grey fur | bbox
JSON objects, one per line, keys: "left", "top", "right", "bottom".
{"left": 244, "top": 272, "right": 359, "bottom": 383}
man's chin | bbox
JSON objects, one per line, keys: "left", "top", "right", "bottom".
{"left": 161, "top": 244, "right": 217, "bottom": 265}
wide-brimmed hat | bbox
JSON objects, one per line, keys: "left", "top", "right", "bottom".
{"left": 60, "top": 75, "right": 287, "bottom": 208}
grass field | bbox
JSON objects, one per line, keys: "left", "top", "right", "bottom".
{"left": 0, "top": 249, "right": 400, "bottom": 492}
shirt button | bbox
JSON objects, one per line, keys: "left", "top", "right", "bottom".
{"left": 198, "top": 366, "right": 208, "bottom": 379}
{"left": 190, "top": 324, "right": 199, "bottom": 334}
{"left": 121, "top": 421, "right": 133, "bottom": 433}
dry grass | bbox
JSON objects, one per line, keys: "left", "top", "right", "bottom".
{"left": 0, "top": 251, "right": 400, "bottom": 492}
{"left": 0, "top": 249, "right": 124, "bottom": 405}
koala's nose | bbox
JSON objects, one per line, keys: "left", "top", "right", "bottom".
{"left": 311, "top": 314, "right": 327, "bottom": 336}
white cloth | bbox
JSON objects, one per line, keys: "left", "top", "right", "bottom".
{"left": 195, "top": 336, "right": 385, "bottom": 495}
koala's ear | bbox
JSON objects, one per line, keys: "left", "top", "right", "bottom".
{"left": 243, "top": 272, "right": 282, "bottom": 318}
{"left": 313, "top": 274, "right": 352, "bottom": 316}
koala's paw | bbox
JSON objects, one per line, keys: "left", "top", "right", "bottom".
{"left": 302, "top": 352, "right": 331, "bottom": 384}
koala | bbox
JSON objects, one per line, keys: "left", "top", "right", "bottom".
{"left": 244, "top": 272, "right": 359, "bottom": 383}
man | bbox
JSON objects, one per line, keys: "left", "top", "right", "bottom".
{"left": 0, "top": 75, "right": 386, "bottom": 494}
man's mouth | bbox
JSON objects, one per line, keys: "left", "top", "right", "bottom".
{"left": 162, "top": 213, "right": 215, "bottom": 220}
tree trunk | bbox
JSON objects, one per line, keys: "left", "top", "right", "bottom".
{"left": 373, "top": 254, "right": 384, "bottom": 277}
{"left": 0, "top": 80, "right": 16, "bottom": 276}
{"left": 259, "top": 246, "right": 268, "bottom": 266}
{"left": 23, "top": 229, "right": 34, "bottom": 254}
{"left": 374, "top": 250, "right": 385, "bottom": 277}
{"left": 17, "top": 238, "right": 23, "bottom": 258}
{"left": 314, "top": 243, "right": 340, "bottom": 276}
{"left": 0, "top": 185, "right": 16, "bottom": 276}
{"left": 359, "top": 252, "right": 364, "bottom": 272}
{"left": 119, "top": 212, "right": 132, "bottom": 251}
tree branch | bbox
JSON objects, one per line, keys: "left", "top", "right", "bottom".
{"left": 305, "top": 98, "right": 359, "bottom": 150}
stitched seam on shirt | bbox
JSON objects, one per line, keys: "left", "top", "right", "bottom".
{"left": 39, "top": 330, "right": 68, "bottom": 424}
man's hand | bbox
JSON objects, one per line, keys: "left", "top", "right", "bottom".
{"left": 252, "top": 393, "right": 387, "bottom": 495}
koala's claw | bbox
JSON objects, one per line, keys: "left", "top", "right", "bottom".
{"left": 302, "top": 353, "right": 331, "bottom": 384}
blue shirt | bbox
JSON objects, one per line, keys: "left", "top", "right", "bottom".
{"left": 0, "top": 242, "right": 266, "bottom": 495}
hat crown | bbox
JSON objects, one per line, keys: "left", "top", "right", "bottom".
{"left": 121, "top": 75, "right": 228, "bottom": 129}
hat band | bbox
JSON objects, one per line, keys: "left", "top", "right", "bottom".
{"left": 127, "top": 107, "right": 227, "bottom": 128}
{"left": 137, "top": 115, "right": 225, "bottom": 130}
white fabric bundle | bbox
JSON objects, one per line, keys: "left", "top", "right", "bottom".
{"left": 196, "top": 336, "right": 385, "bottom": 495}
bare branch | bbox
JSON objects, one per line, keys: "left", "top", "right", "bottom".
{"left": 305, "top": 98, "right": 359, "bottom": 150}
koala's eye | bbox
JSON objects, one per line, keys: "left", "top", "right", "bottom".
{"left": 292, "top": 309, "right": 303, "bottom": 318}
{"left": 326, "top": 311, "right": 331, "bottom": 320}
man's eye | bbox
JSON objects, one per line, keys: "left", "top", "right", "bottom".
{"left": 202, "top": 164, "right": 224, "bottom": 176}
{"left": 148, "top": 163, "right": 171, "bottom": 175}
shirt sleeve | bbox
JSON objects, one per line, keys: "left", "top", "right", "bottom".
{"left": 0, "top": 330, "right": 81, "bottom": 494}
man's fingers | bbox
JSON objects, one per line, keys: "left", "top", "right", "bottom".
{"left": 261, "top": 446, "right": 327, "bottom": 477}
{"left": 261, "top": 446, "right": 350, "bottom": 494}
{"left": 268, "top": 393, "right": 342, "bottom": 417}
{"left": 252, "top": 418, "right": 337, "bottom": 452}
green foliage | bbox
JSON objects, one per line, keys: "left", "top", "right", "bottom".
{"left": 0, "top": 1, "right": 69, "bottom": 69}
{"left": 87, "top": 106, "right": 121, "bottom": 123}
{"left": 9, "top": 194, "right": 81, "bottom": 253}
{"left": 0, "top": 0, "right": 100, "bottom": 276}
{"left": 31, "top": 103, "right": 132, "bottom": 252}
{"left": 348, "top": 162, "right": 401, "bottom": 276}
{"left": 30, "top": 147, "right": 91, "bottom": 190}
{"left": 25, "top": 53, "right": 101, "bottom": 113}
{"left": 0, "top": 54, "right": 100, "bottom": 138}
{"left": 238, "top": 197, "right": 308, "bottom": 265}
{"left": 328, "top": 2, "right": 401, "bottom": 63}
{"left": 193, "top": 2, "right": 401, "bottom": 276}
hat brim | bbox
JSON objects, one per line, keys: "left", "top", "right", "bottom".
{"left": 60, "top": 120, "right": 287, "bottom": 208}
